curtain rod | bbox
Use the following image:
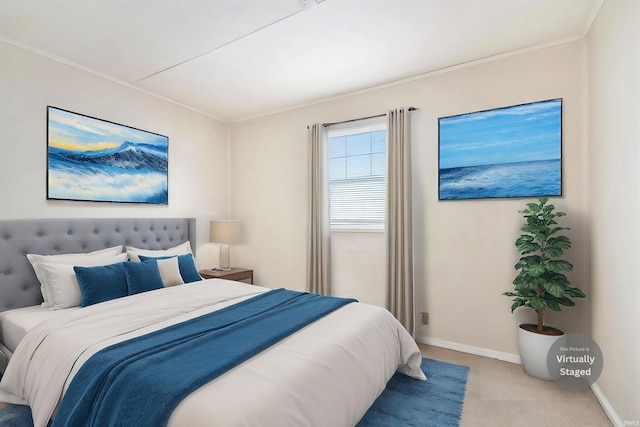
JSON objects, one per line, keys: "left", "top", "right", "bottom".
{"left": 322, "top": 107, "right": 416, "bottom": 128}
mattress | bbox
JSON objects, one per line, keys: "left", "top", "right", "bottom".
{"left": 0, "top": 305, "right": 80, "bottom": 353}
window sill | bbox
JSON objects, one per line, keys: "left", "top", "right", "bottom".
{"left": 330, "top": 228, "right": 384, "bottom": 233}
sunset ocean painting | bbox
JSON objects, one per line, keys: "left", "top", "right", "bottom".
{"left": 438, "top": 99, "right": 562, "bottom": 200}
{"left": 47, "top": 107, "right": 168, "bottom": 204}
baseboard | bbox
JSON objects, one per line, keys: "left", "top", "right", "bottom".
{"left": 416, "top": 336, "right": 522, "bottom": 364}
{"left": 590, "top": 383, "right": 625, "bottom": 427}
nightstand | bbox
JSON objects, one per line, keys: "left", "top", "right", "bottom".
{"left": 199, "top": 267, "right": 253, "bottom": 284}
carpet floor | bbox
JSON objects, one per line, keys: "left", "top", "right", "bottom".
{"left": 0, "top": 358, "right": 469, "bottom": 427}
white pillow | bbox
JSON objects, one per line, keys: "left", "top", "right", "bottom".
{"left": 27, "top": 246, "right": 125, "bottom": 308}
{"left": 27, "top": 245, "right": 123, "bottom": 283}
{"left": 156, "top": 257, "right": 184, "bottom": 287}
{"left": 39, "top": 253, "right": 128, "bottom": 310}
{"left": 126, "top": 241, "right": 192, "bottom": 262}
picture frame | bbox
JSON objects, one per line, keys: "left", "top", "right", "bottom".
{"left": 438, "top": 98, "right": 562, "bottom": 201}
{"left": 47, "top": 106, "right": 169, "bottom": 204}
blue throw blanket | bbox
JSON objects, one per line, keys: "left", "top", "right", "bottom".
{"left": 52, "top": 289, "right": 356, "bottom": 427}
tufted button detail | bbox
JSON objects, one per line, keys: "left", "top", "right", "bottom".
{"left": 81, "top": 244, "right": 87, "bottom": 249}
{"left": 67, "top": 230, "right": 73, "bottom": 235}
{"left": 22, "top": 284, "right": 30, "bottom": 291}
{"left": 93, "top": 230, "right": 98, "bottom": 234}
{"left": 115, "top": 228, "right": 120, "bottom": 233}
{"left": 4, "top": 270, "right": 11, "bottom": 275}
{"left": 53, "top": 246, "right": 60, "bottom": 252}
{"left": 37, "top": 231, "right": 44, "bottom": 237}
{"left": 2, "top": 234, "right": 10, "bottom": 240}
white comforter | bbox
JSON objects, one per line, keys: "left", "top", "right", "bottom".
{"left": 0, "top": 280, "right": 425, "bottom": 427}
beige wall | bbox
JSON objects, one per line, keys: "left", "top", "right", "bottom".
{"left": 0, "top": 41, "right": 229, "bottom": 265}
{"left": 230, "top": 40, "right": 588, "bottom": 360}
{"left": 588, "top": 0, "right": 640, "bottom": 423}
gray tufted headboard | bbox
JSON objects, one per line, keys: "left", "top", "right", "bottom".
{"left": 0, "top": 218, "right": 196, "bottom": 312}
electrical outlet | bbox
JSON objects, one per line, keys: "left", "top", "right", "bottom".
{"left": 421, "top": 312, "right": 429, "bottom": 325}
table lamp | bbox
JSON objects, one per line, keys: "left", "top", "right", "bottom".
{"left": 209, "top": 220, "right": 241, "bottom": 271}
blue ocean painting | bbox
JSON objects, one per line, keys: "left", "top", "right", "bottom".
{"left": 47, "top": 107, "right": 168, "bottom": 204}
{"left": 438, "top": 99, "right": 562, "bottom": 200}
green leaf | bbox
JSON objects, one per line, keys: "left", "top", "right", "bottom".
{"left": 516, "top": 241, "right": 540, "bottom": 254}
{"left": 512, "top": 275, "right": 527, "bottom": 288}
{"left": 557, "top": 296, "right": 576, "bottom": 306}
{"left": 529, "top": 296, "right": 547, "bottom": 311}
{"left": 515, "top": 255, "right": 542, "bottom": 268}
{"left": 521, "top": 224, "right": 539, "bottom": 235}
{"left": 541, "top": 246, "right": 564, "bottom": 259}
{"left": 528, "top": 264, "right": 545, "bottom": 277}
{"left": 566, "top": 287, "right": 586, "bottom": 298}
{"left": 546, "top": 260, "right": 574, "bottom": 272}
{"left": 510, "top": 300, "right": 525, "bottom": 312}
{"left": 548, "top": 235, "right": 571, "bottom": 249}
{"left": 553, "top": 278, "right": 571, "bottom": 294}
{"left": 544, "top": 280, "right": 566, "bottom": 297}
{"left": 514, "top": 274, "right": 546, "bottom": 292}
{"left": 512, "top": 278, "right": 528, "bottom": 290}
{"left": 525, "top": 202, "right": 541, "bottom": 212}
{"left": 548, "top": 227, "right": 570, "bottom": 236}
{"left": 542, "top": 212, "right": 555, "bottom": 222}
{"left": 534, "top": 231, "right": 549, "bottom": 242}
{"left": 546, "top": 299, "right": 561, "bottom": 311}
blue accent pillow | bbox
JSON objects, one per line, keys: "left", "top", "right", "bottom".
{"left": 124, "top": 259, "right": 165, "bottom": 295}
{"left": 176, "top": 254, "right": 202, "bottom": 283}
{"left": 74, "top": 262, "right": 129, "bottom": 307}
{"left": 139, "top": 254, "right": 202, "bottom": 284}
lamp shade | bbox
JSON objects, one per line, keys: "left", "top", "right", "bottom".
{"left": 209, "top": 220, "right": 241, "bottom": 244}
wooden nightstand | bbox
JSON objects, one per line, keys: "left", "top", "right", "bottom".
{"left": 199, "top": 267, "right": 253, "bottom": 284}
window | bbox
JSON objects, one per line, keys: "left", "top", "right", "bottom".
{"left": 328, "top": 122, "right": 386, "bottom": 231}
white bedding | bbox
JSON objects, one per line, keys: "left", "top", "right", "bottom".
{"left": 0, "top": 305, "right": 80, "bottom": 353}
{"left": 0, "top": 280, "right": 425, "bottom": 427}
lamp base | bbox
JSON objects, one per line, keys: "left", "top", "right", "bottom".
{"left": 219, "top": 243, "right": 231, "bottom": 271}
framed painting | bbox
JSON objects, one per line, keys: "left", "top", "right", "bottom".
{"left": 47, "top": 106, "right": 168, "bottom": 204}
{"left": 438, "top": 98, "right": 562, "bottom": 200}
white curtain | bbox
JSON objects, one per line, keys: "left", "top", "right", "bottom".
{"left": 307, "top": 124, "right": 331, "bottom": 295}
{"left": 386, "top": 108, "right": 414, "bottom": 334}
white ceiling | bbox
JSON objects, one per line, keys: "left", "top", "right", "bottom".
{"left": 0, "top": 0, "right": 602, "bottom": 122}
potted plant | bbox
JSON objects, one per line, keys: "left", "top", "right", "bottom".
{"left": 503, "top": 197, "right": 586, "bottom": 380}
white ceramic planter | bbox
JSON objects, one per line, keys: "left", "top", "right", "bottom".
{"left": 517, "top": 324, "right": 566, "bottom": 380}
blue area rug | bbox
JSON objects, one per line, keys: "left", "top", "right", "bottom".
{"left": 0, "top": 358, "right": 468, "bottom": 427}
{"left": 357, "top": 357, "right": 469, "bottom": 427}
{"left": 0, "top": 404, "right": 33, "bottom": 427}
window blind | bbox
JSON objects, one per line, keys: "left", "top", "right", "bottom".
{"left": 328, "top": 123, "right": 386, "bottom": 231}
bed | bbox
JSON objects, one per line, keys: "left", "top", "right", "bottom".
{"left": 0, "top": 218, "right": 425, "bottom": 427}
